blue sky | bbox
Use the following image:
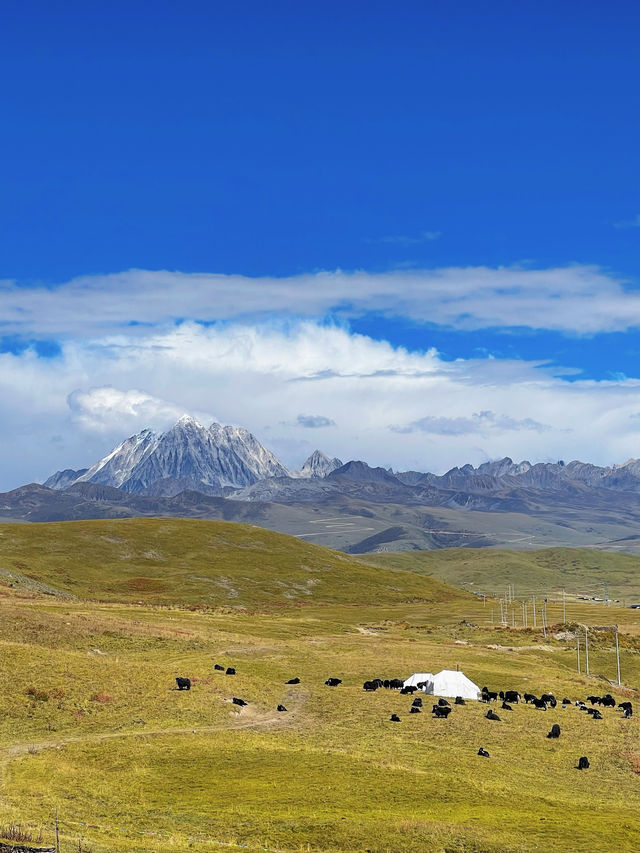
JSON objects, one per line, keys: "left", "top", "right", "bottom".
{"left": 1, "top": 1, "right": 640, "bottom": 488}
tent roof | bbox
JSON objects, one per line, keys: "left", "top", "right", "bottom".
{"left": 403, "top": 672, "right": 434, "bottom": 688}
{"left": 431, "top": 669, "right": 481, "bottom": 700}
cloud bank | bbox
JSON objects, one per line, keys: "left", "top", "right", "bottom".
{"left": 2, "top": 263, "right": 640, "bottom": 338}
{"left": 3, "top": 319, "right": 640, "bottom": 490}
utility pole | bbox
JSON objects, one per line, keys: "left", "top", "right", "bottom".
{"left": 512, "top": 607, "right": 516, "bottom": 628}
{"left": 577, "top": 635, "right": 581, "bottom": 673}
{"left": 542, "top": 607, "right": 547, "bottom": 639}
{"left": 55, "top": 807, "right": 60, "bottom": 853}
{"left": 562, "top": 588, "right": 566, "bottom": 623}
{"left": 615, "top": 626, "right": 621, "bottom": 686}
{"left": 585, "top": 625, "right": 590, "bottom": 676}
{"left": 533, "top": 596, "right": 537, "bottom": 627}
{"left": 543, "top": 598, "right": 547, "bottom": 629}
{"left": 522, "top": 600, "right": 527, "bottom": 628}
{"left": 604, "top": 580, "right": 610, "bottom": 606}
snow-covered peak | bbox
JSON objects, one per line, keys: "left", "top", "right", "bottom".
{"left": 45, "top": 417, "right": 290, "bottom": 495}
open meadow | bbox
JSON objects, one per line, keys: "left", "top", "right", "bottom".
{"left": 1, "top": 520, "right": 640, "bottom": 853}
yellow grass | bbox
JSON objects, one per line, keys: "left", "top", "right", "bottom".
{"left": 1, "top": 519, "right": 639, "bottom": 852}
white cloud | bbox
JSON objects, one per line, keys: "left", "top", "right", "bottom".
{"left": 614, "top": 214, "right": 640, "bottom": 229}
{"left": 67, "top": 387, "right": 214, "bottom": 433}
{"left": 3, "top": 320, "right": 640, "bottom": 490}
{"left": 2, "top": 263, "right": 640, "bottom": 337}
{"left": 375, "top": 230, "right": 442, "bottom": 246}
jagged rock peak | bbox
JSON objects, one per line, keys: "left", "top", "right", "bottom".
{"left": 45, "top": 418, "right": 289, "bottom": 495}
{"left": 300, "top": 450, "right": 344, "bottom": 479}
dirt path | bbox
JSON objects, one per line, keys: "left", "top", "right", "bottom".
{"left": 0, "top": 683, "right": 313, "bottom": 765}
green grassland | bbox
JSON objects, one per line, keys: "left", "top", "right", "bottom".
{"left": 365, "top": 546, "right": 640, "bottom": 603}
{"left": 2, "top": 520, "right": 640, "bottom": 853}
{"left": 0, "top": 518, "right": 457, "bottom": 608}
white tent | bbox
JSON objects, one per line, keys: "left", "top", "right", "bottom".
{"left": 430, "top": 669, "right": 481, "bottom": 700}
{"left": 403, "top": 672, "right": 434, "bottom": 691}
{"left": 403, "top": 669, "right": 480, "bottom": 700}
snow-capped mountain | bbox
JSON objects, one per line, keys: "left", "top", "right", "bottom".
{"left": 45, "top": 416, "right": 290, "bottom": 496}
{"left": 299, "top": 450, "right": 343, "bottom": 478}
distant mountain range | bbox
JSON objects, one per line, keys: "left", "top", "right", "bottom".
{"left": 44, "top": 415, "right": 640, "bottom": 500}
{"left": 4, "top": 416, "right": 640, "bottom": 554}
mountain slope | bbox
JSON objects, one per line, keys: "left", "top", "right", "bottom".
{"left": 364, "top": 546, "right": 640, "bottom": 602}
{"left": 300, "top": 450, "right": 343, "bottom": 478}
{"left": 0, "top": 517, "right": 464, "bottom": 607}
{"left": 46, "top": 416, "right": 289, "bottom": 496}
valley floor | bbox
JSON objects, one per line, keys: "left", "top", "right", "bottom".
{"left": 2, "top": 592, "right": 640, "bottom": 853}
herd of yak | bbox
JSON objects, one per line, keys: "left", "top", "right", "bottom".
{"left": 175, "top": 669, "right": 633, "bottom": 771}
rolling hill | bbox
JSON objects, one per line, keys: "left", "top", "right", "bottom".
{"left": 365, "top": 546, "right": 640, "bottom": 603}
{"left": 0, "top": 517, "right": 463, "bottom": 608}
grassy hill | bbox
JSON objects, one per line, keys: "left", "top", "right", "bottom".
{"left": 0, "top": 518, "right": 463, "bottom": 609}
{"left": 365, "top": 546, "right": 640, "bottom": 604}
{"left": 2, "top": 521, "right": 640, "bottom": 853}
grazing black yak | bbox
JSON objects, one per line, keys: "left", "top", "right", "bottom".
{"left": 277, "top": 704, "right": 287, "bottom": 712}
{"left": 232, "top": 697, "right": 247, "bottom": 707}
{"left": 504, "top": 690, "right": 520, "bottom": 703}
{"left": 214, "top": 664, "right": 225, "bottom": 671}
{"left": 410, "top": 706, "right": 421, "bottom": 714}
{"left": 482, "top": 690, "right": 498, "bottom": 702}
{"left": 363, "top": 681, "right": 379, "bottom": 691}
{"left": 286, "top": 677, "right": 300, "bottom": 685}
{"left": 412, "top": 697, "right": 423, "bottom": 707}
{"left": 437, "top": 698, "right": 450, "bottom": 707}
{"left": 454, "top": 696, "right": 465, "bottom": 705}
{"left": 325, "top": 677, "right": 342, "bottom": 686}
{"left": 547, "top": 724, "right": 561, "bottom": 739}
{"left": 577, "top": 756, "right": 590, "bottom": 770}
{"left": 501, "top": 702, "right": 513, "bottom": 711}
{"left": 175, "top": 677, "right": 191, "bottom": 690}
{"left": 226, "top": 667, "right": 236, "bottom": 675}
{"left": 477, "top": 747, "right": 490, "bottom": 757}
{"left": 432, "top": 705, "right": 452, "bottom": 718}
{"left": 390, "top": 713, "right": 401, "bottom": 722}
{"left": 485, "top": 710, "right": 501, "bottom": 721}
{"left": 523, "top": 693, "right": 537, "bottom": 704}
